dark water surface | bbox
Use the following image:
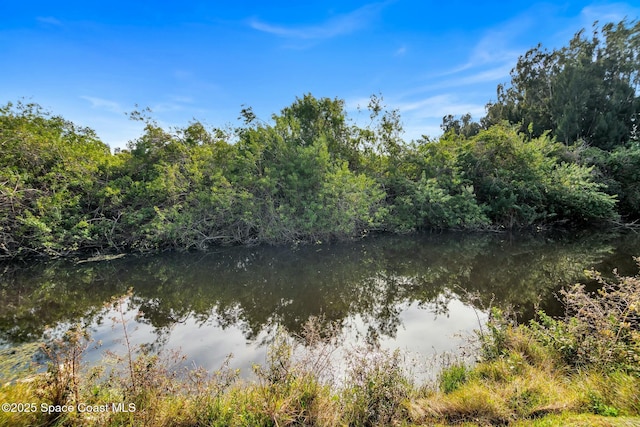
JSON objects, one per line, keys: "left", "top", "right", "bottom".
{"left": 1, "top": 230, "right": 639, "bottom": 377}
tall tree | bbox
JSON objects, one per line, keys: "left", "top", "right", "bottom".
{"left": 484, "top": 20, "right": 640, "bottom": 149}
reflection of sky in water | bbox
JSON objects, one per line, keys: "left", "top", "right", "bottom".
{"left": 3, "top": 231, "right": 636, "bottom": 382}
{"left": 82, "top": 297, "right": 486, "bottom": 382}
{"left": 342, "top": 299, "right": 486, "bottom": 382}
{"left": 380, "top": 299, "right": 485, "bottom": 355}
{"left": 85, "top": 300, "right": 272, "bottom": 376}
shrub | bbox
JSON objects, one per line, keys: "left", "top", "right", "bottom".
{"left": 530, "top": 259, "right": 640, "bottom": 372}
{"left": 343, "top": 347, "right": 412, "bottom": 426}
{"left": 40, "top": 325, "right": 89, "bottom": 407}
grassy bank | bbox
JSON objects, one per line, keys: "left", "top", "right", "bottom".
{"left": 1, "top": 263, "right": 639, "bottom": 426}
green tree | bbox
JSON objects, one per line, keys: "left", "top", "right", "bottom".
{"left": 441, "top": 113, "right": 481, "bottom": 138}
{"left": 379, "top": 131, "right": 488, "bottom": 232}
{"left": 110, "top": 120, "right": 243, "bottom": 250}
{"left": 230, "top": 96, "right": 385, "bottom": 243}
{"left": 275, "top": 93, "right": 363, "bottom": 170}
{"left": 484, "top": 20, "right": 640, "bottom": 150}
{"left": 0, "top": 101, "right": 112, "bottom": 258}
{"left": 459, "top": 124, "right": 617, "bottom": 226}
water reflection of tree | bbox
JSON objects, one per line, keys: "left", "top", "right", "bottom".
{"left": 0, "top": 261, "right": 130, "bottom": 342}
{"left": 0, "top": 231, "right": 632, "bottom": 348}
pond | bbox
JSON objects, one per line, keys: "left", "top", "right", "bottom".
{"left": 1, "top": 230, "right": 639, "bottom": 379}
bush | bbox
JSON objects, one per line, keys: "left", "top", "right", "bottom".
{"left": 343, "top": 347, "right": 412, "bottom": 426}
{"left": 458, "top": 124, "right": 617, "bottom": 227}
{"left": 530, "top": 259, "right": 640, "bottom": 372}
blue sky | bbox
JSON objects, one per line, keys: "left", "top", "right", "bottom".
{"left": 2, "top": 1, "right": 639, "bottom": 150}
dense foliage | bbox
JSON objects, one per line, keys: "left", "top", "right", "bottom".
{"left": 484, "top": 20, "right": 640, "bottom": 149}
{"left": 2, "top": 19, "right": 639, "bottom": 259}
{"left": 479, "top": 20, "right": 640, "bottom": 219}
{"left": 0, "top": 102, "right": 113, "bottom": 258}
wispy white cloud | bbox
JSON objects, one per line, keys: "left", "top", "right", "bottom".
{"left": 580, "top": 3, "right": 640, "bottom": 26}
{"left": 248, "top": 2, "right": 386, "bottom": 40}
{"left": 394, "top": 45, "right": 407, "bottom": 56}
{"left": 402, "top": 6, "right": 557, "bottom": 111}
{"left": 447, "top": 2, "right": 640, "bottom": 84}
{"left": 453, "top": 64, "right": 513, "bottom": 86}
{"left": 345, "top": 7, "right": 547, "bottom": 141}
{"left": 469, "top": 26, "right": 528, "bottom": 65}
{"left": 394, "top": 94, "right": 485, "bottom": 119}
{"left": 36, "top": 16, "right": 63, "bottom": 26}
{"left": 347, "top": 93, "right": 484, "bottom": 120}
{"left": 403, "top": 123, "right": 441, "bottom": 141}
{"left": 81, "top": 96, "right": 123, "bottom": 114}
{"left": 438, "top": 10, "right": 538, "bottom": 79}
{"left": 398, "top": 63, "right": 511, "bottom": 101}
{"left": 345, "top": 93, "right": 485, "bottom": 141}
{"left": 397, "top": 95, "right": 485, "bottom": 141}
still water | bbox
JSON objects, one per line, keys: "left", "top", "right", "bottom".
{"left": 1, "top": 231, "right": 639, "bottom": 378}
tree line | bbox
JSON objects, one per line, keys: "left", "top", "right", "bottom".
{"left": 1, "top": 20, "right": 638, "bottom": 260}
